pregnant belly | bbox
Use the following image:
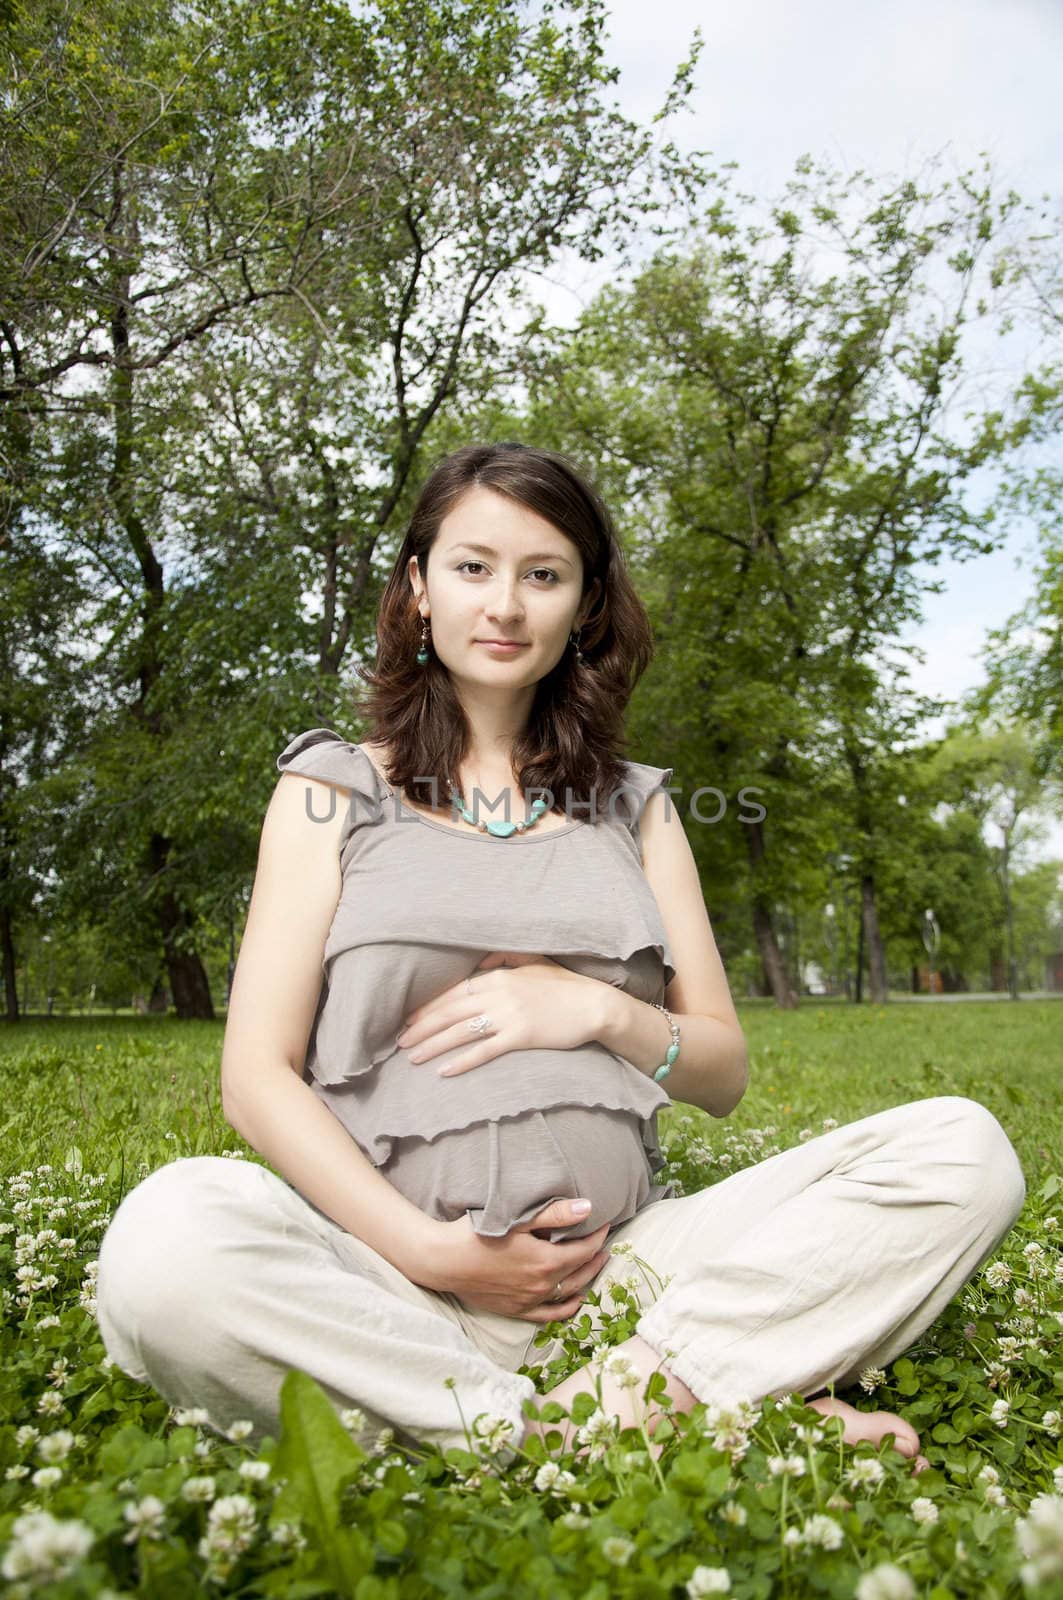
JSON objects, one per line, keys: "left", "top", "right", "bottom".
{"left": 375, "top": 1103, "right": 667, "bottom": 1241}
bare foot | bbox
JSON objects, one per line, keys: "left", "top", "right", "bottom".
{"left": 807, "top": 1396, "right": 929, "bottom": 1473}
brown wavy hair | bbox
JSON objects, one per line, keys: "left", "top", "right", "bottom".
{"left": 350, "top": 441, "right": 656, "bottom": 818}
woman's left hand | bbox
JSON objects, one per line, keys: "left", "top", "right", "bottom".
{"left": 396, "top": 952, "right": 603, "bottom": 1076}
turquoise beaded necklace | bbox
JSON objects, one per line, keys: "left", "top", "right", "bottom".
{"left": 447, "top": 782, "right": 552, "bottom": 839}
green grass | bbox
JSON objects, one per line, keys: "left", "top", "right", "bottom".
{"left": 0, "top": 1002, "right": 1060, "bottom": 1596}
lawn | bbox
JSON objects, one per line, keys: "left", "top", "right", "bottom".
{"left": 0, "top": 1001, "right": 1060, "bottom": 1597}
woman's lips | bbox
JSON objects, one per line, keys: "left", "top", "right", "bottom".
{"left": 476, "top": 641, "right": 529, "bottom": 653}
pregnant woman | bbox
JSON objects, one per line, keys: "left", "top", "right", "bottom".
{"left": 95, "top": 440, "right": 1026, "bottom": 1469}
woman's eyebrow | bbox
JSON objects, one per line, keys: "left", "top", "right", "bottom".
{"left": 447, "top": 541, "right": 574, "bottom": 569}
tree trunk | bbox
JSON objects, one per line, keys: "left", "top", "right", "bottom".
{"left": 860, "top": 872, "right": 888, "bottom": 1003}
{"left": 107, "top": 186, "right": 213, "bottom": 1021}
{"left": 1001, "top": 833, "right": 1019, "bottom": 1001}
{"left": 148, "top": 831, "right": 215, "bottom": 1019}
{"left": 746, "top": 817, "right": 797, "bottom": 1009}
{"left": 0, "top": 901, "right": 18, "bottom": 1022}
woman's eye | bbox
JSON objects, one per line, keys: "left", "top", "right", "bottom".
{"left": 457, "top": 561, "right": 558, "bottom": 583}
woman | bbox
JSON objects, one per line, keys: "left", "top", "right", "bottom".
{"left": 95, "top": 441, "right": 1026, "bottom": 1469}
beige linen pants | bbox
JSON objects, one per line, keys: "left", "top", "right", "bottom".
{"left": 95, "top": 1096, "right": 1026, "bottom": 1456}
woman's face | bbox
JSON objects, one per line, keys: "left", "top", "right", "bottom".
{"left": 407, "top": 484, "right": 598, "bottom": 692}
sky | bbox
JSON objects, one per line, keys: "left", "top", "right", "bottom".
{"left": 522, "top": 0, "right": 1063, "bottom": 864}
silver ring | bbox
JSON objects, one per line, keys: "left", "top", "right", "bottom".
{"left": 468, "top": 1013, "right": 492, "bottom": 1035}
{"left": 553, "top": 1280, "right": 566, "bottom": 1301}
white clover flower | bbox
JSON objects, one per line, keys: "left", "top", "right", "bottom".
{"left": 31, "top": 1466, "right": 63, "bottom": 1489}
{"left": 181, "top": 1476, "right": 217, "bottom": 1502}
{"left": 990, "top": 1399, "right": 1011, "bottom": 1428}
{"left": 998, "top": 1337, "right": 1024, "bottom": 1363}
{"left": 237, "top": 1460, "right": 271, "bottom": 1482}
{"left": 170, "top": 1408, "right": 208, "bottom": 1433}
{"left": 534, "top": 1461, "right": 562, "bottom": 1491}
{"left": 855, "top": 1562, "right": 916, "bottom": 1600}
{"left": 911, "top": 1497, "right": 938, "bottom": 1524}
{"left": 122, "top": 1496, "right": 165, "bottom": 1544}
{"left": 340, "top": 1407, "right": 366, "bottom": 1434}
{"left": 822, "top": 1117, "right": 839, "bottom": 1131}
{"left": 1023, "top": 1242, "right": 1046, "bottom": 1262}
{"left": 979, "top": 1464, "right": 1000, "bottom": 1485}
{"left": 0, "top": 1509, "right": 95, "bottom": 1584}
{"left": 173, "top": 1406, "right": 211, "bottom": 1428}
{"left": 226, "top": 1420, "right": 254, "bottom": 1442}
{"left": 5, "top": 1465, "right": 30, "bottom": 1480}
{"left": 985, "top": 1483, "right": 1007, "bottom": 1508}
{"left": 373, "top": 1427, "right": 395, "bottom": 1454}
{"left": 603, "top": 1353, "right": 641, "bottom": 1390}
{"left": 801, "top": 1514, "right": 843, "bottom": 1550}
{"left": 35, "top": 1391, "right": 64, "bottom": 1417}
{"left": 846, "top": 1457, "right": 886, "bottom": 1490}
{"left": 1016, "top": 1493, "right": 1063, "bottom": 1586}
{"left": 200, "top": 1493, "right": 258, "bottom": 1559}
{"left": 984, "top": 1361, "right": 1009, "bottom": 1388}
{"left": 791, "top": 1423, "right": 825, "bottom": 1444}
{"left": 602, "top": 1536, "right": 635, "bottom": 1566}
{"left": 859, "top": 1367, "right": 887, "bottom": 1393}
{"left": 47, "top": 1357, "right": 71, "bottom": 1387}
{"left": 686, "top": 1566, "right": 731, "bottom": 1595}
{"left": 36, "top": 1430, "right": 76, "bottom": 1464}
{"left": 34, "top": 1314, "right": 61, "bottom": 1331}
{"left": 559, "top": 1509, "right": 589, "bottom": 1529}
{"left": 472, "top": 1414, "right": 516, "bottom": 1454}
{"left": 984, "top": 1261, "right": 1012, "bottom": 1290}
{"left": 768, "top": 1454, "right": 806, "bottom": 1478}
{"left": 705, "top": 1398, "right": 758, "bottom": 1432}
{"left": 270, "top": 1520, "right": 308, "bottom": 1550}
{"left": 712, "top": 1427, "right": 751, "bottom": 1461}
{"left": 193, "top": 1439, "right": 212, "bottom": 1458}
{"left": 609, "top": 1239, "right": 635, "bottom": 1258}
{"left": 798, "top": 1129, "right": 813, "bottom": 1142}
{"left": 576, "top": 1408, "right": 617, "bottom": 1446}
{"left": 15, "top": 1425, "right": 40, "bottom": 1450}
{"left": 719, "top": 1500, "right": 747, "bottom": 1526}
{"left": 781, "top": 1526, "right": 802, "bottom": 1548}
{"left": 1043, "top": 1411, "right": 1061, "bottom": 1437}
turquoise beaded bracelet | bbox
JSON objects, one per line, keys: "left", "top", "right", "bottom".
{"left": 649, "top": 1002, "right": 680, "bottom": 1083}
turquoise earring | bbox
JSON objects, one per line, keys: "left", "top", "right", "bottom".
{"left": 416, "top": 616, "right": 430, "bottom": 666}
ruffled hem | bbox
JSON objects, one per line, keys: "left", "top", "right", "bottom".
{"left": 308, "top": 1077, "right": 673, "bottom": 1169}
{"left": 310, "top": 942, "right": 673, "bottom": 1087}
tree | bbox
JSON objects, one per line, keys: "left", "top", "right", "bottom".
{"left": 2, "top": 0, "right": 709, "bottom": 1015}
{"left": 507, "top": 157, "right": 1040, "bottom": 1003}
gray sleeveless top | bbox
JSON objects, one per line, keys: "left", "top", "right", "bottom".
{"left": 276, "top": 727, "right": 679, "bottom": 1244}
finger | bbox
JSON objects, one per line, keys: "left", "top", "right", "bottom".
{"left": 514, "top": 1200, "right": 602, "bottom": 1234}
{"left": 553, "top": 1222, "right": 611, "bottom": 1259}
{"left": 436, "top": 1043, "right": 497, "bottom": 1078}
{"left": 522, "top": 1296, "right": 583, "bottom": 1324}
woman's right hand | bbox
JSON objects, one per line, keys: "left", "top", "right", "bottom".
{"left": 419, "top": 1200, "right": 613, "bottom": 1322}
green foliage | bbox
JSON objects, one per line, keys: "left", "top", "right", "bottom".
{"left": 0, "top": 1007, "right": 1061, "bottom": 1593}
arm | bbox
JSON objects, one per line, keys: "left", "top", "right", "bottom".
{"left": 595, "top": 788, "right": 749, "bottom": 1118}
{"left": 221, "top": 771, "right": 609, "bottom": 1315}
{"left": 221, "top": 771, "right": 442, "bottom": 1282}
